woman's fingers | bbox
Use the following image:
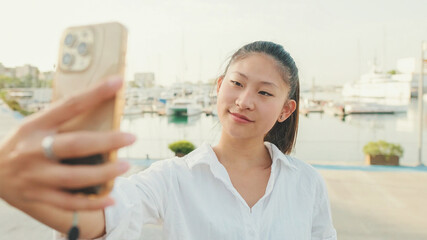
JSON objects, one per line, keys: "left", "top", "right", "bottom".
{"left": 33, "top": 188, "right": 115, "bottom": 211}
{"left": 11, "top": 131, "right": 135, "bottom": 164}
{"left": 36, "top": 161, "right": 130, "bottom": 189}
{"left": 26, "top": 76, "right": 123, "bottom": 130}
{"left": 51, "top": 131, "right": 135, "bottom": 159}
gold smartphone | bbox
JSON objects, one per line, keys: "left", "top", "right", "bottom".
{"left": 52, "top": 22, "right": 128, "bottom": 196}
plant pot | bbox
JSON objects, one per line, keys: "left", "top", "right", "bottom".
{"left": 175, "top": 152, "right": 186, "bottom": 157}
{"left": 365, "top": 155, "right": 399, "bottom": 166}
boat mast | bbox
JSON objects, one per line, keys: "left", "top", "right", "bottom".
{"left": 418, "top": 41, "right": 427, "bottom": 166}
{"left": 311, "top": 77, "right": 315, "bottom": 101}
{"left": 357, "top": 39, "right": 361, "bottom": 78}
{"left": 382, "top": 26, "right": 386, "bottom": 74}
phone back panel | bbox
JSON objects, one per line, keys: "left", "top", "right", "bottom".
{"left": 53, "top": 22, "right": 127, "bottom": 195}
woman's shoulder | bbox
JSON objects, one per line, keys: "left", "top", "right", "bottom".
{"left": 143, "top": 143, "right": 214, "bottom": 173}
{"left": 267, "top": 143, "right": 323, "bottom": 183}
{"left": 142, "top": 156, "right": 186, "bottom": 176}
{"left": 284, "top": 155, "right": 323, "bottom": 178}
{"left": 283, "top": 154, "right": 317, "bottom": 172}
{"left": 279, "top": 154, "right": 329, "bottom": 197}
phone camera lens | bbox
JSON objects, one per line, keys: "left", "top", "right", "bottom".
{"left": 77, "top": 42, "right": 89, "bottom": 55}
{"left": 64, "top": 34, "right": 75, "bottom": 47}
{"left": 62, "top": 53, "right": 74, "bottom": 66}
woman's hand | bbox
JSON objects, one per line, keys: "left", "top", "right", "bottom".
{"left": 0, "top": 76, "right": 135, "bottom": 211}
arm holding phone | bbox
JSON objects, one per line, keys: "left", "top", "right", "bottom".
{"left": 0, "top": 77, "right": 134, "bottom": 238}
{"left": 0, "top": 22, "right": 133, "bottom": 238}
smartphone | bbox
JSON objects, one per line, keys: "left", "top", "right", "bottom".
{"left": 52, "top": 22, "right": 128, "bottom": 196}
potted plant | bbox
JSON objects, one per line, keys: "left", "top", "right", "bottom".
{"left": 363, "top": 140, "right": 403, "bottom": 166}
{"left": 168, "top": 140, "right": 196, "bottom": 157}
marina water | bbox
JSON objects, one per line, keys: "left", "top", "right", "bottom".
{"left": 119, "top": 98, "right": 427, "bottom": 166}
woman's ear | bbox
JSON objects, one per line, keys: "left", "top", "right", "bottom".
{"left": 216, "top": 75, "right": 224, "bottom": 93}
{"left": 278, "top": 100, "right": 297, "bottom": 122}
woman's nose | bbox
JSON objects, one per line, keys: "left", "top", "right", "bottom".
{"left": 235, "top": 90, "right": 254, "bottom": 110}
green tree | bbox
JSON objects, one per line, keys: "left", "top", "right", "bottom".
{"left": 0, "top": 90, "right": 32, "bottom": 116}
{"left": 127, "top": 81, "right": 139, "bottom": 88}
{"left": 0, "top": 75, "right": 21, "bottom": 88}
{"left": 168, "top": 140, "right": 196, "bottom": 156}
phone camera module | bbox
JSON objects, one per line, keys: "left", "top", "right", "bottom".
{"left": 62, "top": 53, "right": 74, "bottom": 66}
{"left": 64, "top": 34, "right": 75, "bottom": 47}
{"left": 77, "top": 42, "right": 89, "bottom": 55}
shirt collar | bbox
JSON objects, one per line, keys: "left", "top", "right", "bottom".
{"left": 183, "top": 142, "right": 218, "bottom": 169}
{"left": 184, "top": 142, "right": 298, "bottom": 171}
{"left": 263, "top": 142, "right": 298, "bottom": 171}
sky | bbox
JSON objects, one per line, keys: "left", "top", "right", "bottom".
{"left": 1, "top": 0, "right": 427, "bottom": 87}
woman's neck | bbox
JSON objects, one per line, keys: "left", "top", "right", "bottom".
{"left": 213, "top": 134, "right": 272, "bottom": 171}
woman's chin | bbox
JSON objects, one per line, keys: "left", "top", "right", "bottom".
{"left": 222, "top": 127, "right": 256, "bottom": 140}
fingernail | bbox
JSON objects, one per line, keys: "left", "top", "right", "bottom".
{"left": 107, "top": 77, "right": 123, "bottom": 89}
{"left": 117, "top": 161, "right": 130, "bottom": 172}
{"left": 122, "top": 133, "right": 136, "bottom": 144}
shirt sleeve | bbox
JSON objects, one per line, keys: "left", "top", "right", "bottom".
{"left": 311, "top": 174, "right": 337, "bottom": 240}
{"left": 52, "top": 160, "right": 172, "bottom": 240}
{"left": 104, "top": 160, "right": 171, "bottom": 239}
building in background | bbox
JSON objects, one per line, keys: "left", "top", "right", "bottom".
{"left": 0, "top": 63, "right": 4, "bottom": 75}
{"left": 134, "top": 72, "right": 155, "bottom": 88}
{"left": 15, "top": 64, "right": 39, "bottom": 86}
{"left": 0, "top": 63, "right": 16, "bottom": 78}
{"left": 38, "top": 71, "right": 54, "bottom": 81}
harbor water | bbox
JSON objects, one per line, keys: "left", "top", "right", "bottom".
{"left": 118, "top": 98, "right": 427, "bottom": 166}
{"left": 2, "top": 96, "right": 427, "bottom": 166}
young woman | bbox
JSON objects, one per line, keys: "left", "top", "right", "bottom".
{"left": 0, "top": 41, "right": 336, "bottom": 239}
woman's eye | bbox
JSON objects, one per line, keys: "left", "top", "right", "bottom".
{"left": 231, "top": 80, "right": 243, "bottom": 87}
{"left": 259, "top": 91, "right": 273, "bottom": 96}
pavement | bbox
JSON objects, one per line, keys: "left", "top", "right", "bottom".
{"left": 321, "top": 168, "right": 427, "bottom": 240}
{"left": 1, "top": 165, "right": 426, "bottom": 240}
{"left": 0, "top": 103, "right": 23, "bottom": 139}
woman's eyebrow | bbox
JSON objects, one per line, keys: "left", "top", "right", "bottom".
{"left": 231, "top": 71, "right": 279, "bottom": 89}
{"left": 259, "top": 81, "right": 279, "bottom": 89}
{"left": 231, "top": 71, "right": 248, "bottom": 79}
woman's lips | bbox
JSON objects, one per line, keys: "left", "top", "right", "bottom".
{"left": 229, "top": 112, "right": 254, "bottom": 123}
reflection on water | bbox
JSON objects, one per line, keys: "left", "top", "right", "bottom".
{"left": 2, "top": 90, "right": 426, "bottom": 165}
{"left": 119, "top": 113, "right": 221, "bottom": 160}
{"left": 2, "top": 95, "right": 426, "bottom": 165}
{"left": 167, "top": 114, "right": 201, "bottom": 125}
{"left": 343, "top": 114, "right": 394, "bottom": 129}
{"left": 107, "top": 98, "right": 427, "bottom": 165}
{"left": 295, "top": 98, "right": 427, "bottom": 165}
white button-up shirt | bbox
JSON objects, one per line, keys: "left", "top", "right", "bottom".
{"left": 58, "top": 142, "right": 337, "bottom": 240}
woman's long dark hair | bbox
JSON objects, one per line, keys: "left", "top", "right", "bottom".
{"left": 223, "top": 41, "right": 300, "bottom": 154}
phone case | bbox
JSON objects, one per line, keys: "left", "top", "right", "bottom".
{"left": 53, "top": 22, "right": 128, "bottom": 196}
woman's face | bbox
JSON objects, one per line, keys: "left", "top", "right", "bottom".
{"left": 216, "top": 53, "right": 296, "bottom": 141}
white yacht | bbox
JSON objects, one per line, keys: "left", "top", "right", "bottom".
{"left": 342, "top": 67, "right": 411, "bottom": 100}
{"left": 166, "top": 98, "right": 202, "bottom": 116}
{"left": 343, "top": 102, "right": 407, "bottom": 115}
{"left": 324, "top": 99, "right": 408, "bottom": 116}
